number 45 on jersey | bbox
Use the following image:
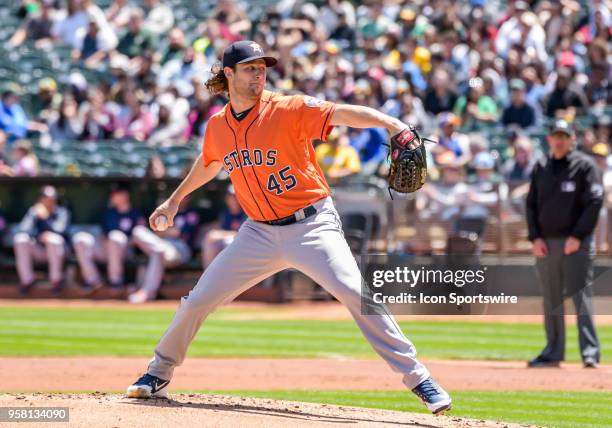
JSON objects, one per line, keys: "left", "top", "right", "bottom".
{"left": 267, "top": 166, "right": 297, "bottom": 195}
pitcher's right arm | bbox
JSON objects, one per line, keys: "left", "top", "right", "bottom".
{"left": 149, "top": 154, "right": 222, "bottom": 230}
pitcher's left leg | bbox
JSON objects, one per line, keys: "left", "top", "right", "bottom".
{"left": 286, "top": 217, "right": 450, "bottom": 413}
{"left": 289, "top": 229, "right": 428, "bottom": 385}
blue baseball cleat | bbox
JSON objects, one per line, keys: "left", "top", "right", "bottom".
{"left": 126, "top": 373, "right": 170, "bottom": 399}
{"left": 411, "top": 377, "right": 452, "bottom": 414}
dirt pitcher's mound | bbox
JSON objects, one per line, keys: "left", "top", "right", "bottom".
{"left": 0, "top": 393, "right": 532, "bottom": 428}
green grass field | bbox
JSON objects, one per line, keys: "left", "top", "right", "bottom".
{"left": 1, "top": 306, "right": 609, "bottom": 428}
{"left": 197, "top": 390, "right": 612, "bottom": 428}
{"left": 0, "top": 306, "right": 609, "bottom": 362}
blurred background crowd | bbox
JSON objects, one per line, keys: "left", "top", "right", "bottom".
{"left": 0, "top": 0, "right": 608, "bottom": 179}
{"left": 0, "top": 0, "right": 611, "bottom": 285}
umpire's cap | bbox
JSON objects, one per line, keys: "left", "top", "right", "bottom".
{"left": 550, "top": 119, "right": 574, "bottom": 137}
{"left": 222, "top": 41, "right": 277, "bottom": 68}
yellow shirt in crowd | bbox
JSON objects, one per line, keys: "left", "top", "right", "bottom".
{"left": 315, "top": 143, "right": 361, "bottom": 177}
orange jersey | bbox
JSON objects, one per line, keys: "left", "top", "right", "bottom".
{"left": 202, "top": 90, "right": 336, "bottom": 221}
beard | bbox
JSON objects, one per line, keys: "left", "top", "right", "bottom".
{"left": 248, "top": 85, "right": 263, "bottom": 97}
{"left": 237, "top": 82, "right": 264, "bottom": 99}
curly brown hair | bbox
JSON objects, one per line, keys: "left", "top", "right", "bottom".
{"left": 205, "top": 62, "right": 232, "bottom": 95}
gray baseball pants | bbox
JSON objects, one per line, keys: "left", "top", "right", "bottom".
{"left": 14, "top": 232, "right": 65, "bottom": 284}
{"left": 72, "top": 230, "right": 129, "bottom": 285}
{"left": 534, "top": 235, "right": 600, "bottom": 363}
{"left": 132, "top": 225, "right": 191, "bottom": 299}
{"left": 146, "top": 197, "right": 430, "bottom": 389}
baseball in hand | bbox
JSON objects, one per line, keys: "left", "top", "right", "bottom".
{"left": 155, "top": 215, "right": 168, "bottom": 231}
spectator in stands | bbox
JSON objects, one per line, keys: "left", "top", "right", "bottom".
{"left": 0, "top": 87, "right": 28, "bottom": 143}
{"left": 544, "top": 67, "right": 589, "bottom": 118}
{"left": 9, "top": 0, "right": 56, "bottom": 48}
{"left": 0, "top": 130, "right": 9, "bottom": 168}
{"left": 116, "top": 9, "right": 158, "bottom": 59}
{"left": 495, "top": 0, "right": 529, "bottom": 58}
{"left": 0, "top": 131, "right": 17, "bottom": 177}
{"left": 206, "top": 0, "right": 251, "bottom": 43}
{"left": 503, "top": 136, "right": 537, "bottom": 182}
{"left": 14, "top": 185, "right": 70, "bottom": 295}
{"left": 72, "top": 183, "right": 145, "bottom": 293}
{"left": 430, "top": 113, "right": 470, "bottom": 164}
{"left": 114, "top": 91, "right": 154, "bottom": 141}
{"left": 51, "top": 0, "right": 89, "bottom": 49}
{"left": 80, "top": 87, "right": 116, "bottom": 140}
{"left": 464, "top": 134, "right": 489, "bottom": 177}
{"left": 419, "top": 152, "right": 469, "bottom": 222}
{"left": 581, "top": 0, "right": 611, "bottom": 43}
{"left": 142, "top": 0, "right": 174, "bottom": 35}
{"left": 580, "top": 128, "right": 599, "bottom": 155}
{"left": 48, "top": 94, "right": 84, "bottom": 143}
{"left": 147, "top": 93, "right": 188, "bottom": 146}
{"left": 399, "top": 90, "right": 428, "bottom": 134}
{"left": 315, "top": 127, "right": 361, "bottom": 180}
{"left": 424, "top": 69, "right": 458, "bottom": 115}
{"left": 594, "top": 115, "right": 611, "bottom": 145}
{"left": 508, "top": 11, "right": 548, "bottom": 63}
{"left": 590, "top": 143, "right": 612, "bottom": 253}
{"left": 72, "top": 11, "right": 118, "bottom": 68}
{"left": 0, "top": 139, "right": 39, "bottom": 177}
{"left": 348, "top": 127, "right": 386, "bottom": 175}
{"left": 501, "top": 79, "right": 536, "bottom": 129}
{"left": 201, "top": 186, "right": 246, "bottom": 268}
{"left": 521, "top": 66, "right": 547, "bottom": 109}
{"left": 183, "top": 92, "right": 223, "bottom": 141}
{"left": 31, "top": 78, "right": 62, "bottom": 124}
{"left": 464, "top": 152, "right": 500, "bottom": 221}
{"left": 329, "top": 10, "right": 356, "bottom": 49}
{"left": 584, "top": 61, "right": 611, "bottom": 108}
{"left": 159, "top": 28, "right": 186, "bottom": 66}
{"left": 145, "top": 155, "right": 166, "bottom": 178}
{"left": 105, "top": 0, "right": 132, "bottom": 31}
{"left": 453, "top": 77, "right": 498, "bottom": 130}
{"left": 157, "top": 47, "right": 207, "bottom": 93}
{"left": 129, "top": 196, "right": 200, "bottom": 303}
{"left": 129, "top": 51, "right": 157, "bottom": 92}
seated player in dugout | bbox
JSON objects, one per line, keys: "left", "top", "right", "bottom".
{"left": 128, "top": 195, "right": 201, "bottom": 304}
{"left": 14, "top": 185, "right": 71, "bottom": 295}
{"left": 127, "top": 41, "right": 452, "bottom": 415}
{"left": 200, "top": 184, "right": 246, "bottom": 269}
{"left": 72, "top": 183, "right": 146, "bottom": 294}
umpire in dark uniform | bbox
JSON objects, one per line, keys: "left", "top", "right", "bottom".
{"left": 526, "top": 119, "right": 602, "bottom": 368}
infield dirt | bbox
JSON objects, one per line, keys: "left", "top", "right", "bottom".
{"left": 0, "top": 393, "right": 535, "bottom": 428}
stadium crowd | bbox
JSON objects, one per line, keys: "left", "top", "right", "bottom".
{"left": 0, "top": 0, "right": 608, "bottom": 173}
{"left": 0, "top": 0, "right": 610, "bottom": 299}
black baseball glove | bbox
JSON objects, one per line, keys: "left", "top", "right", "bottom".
{"left": 387, "top": 126, "right": 429, "bottom": 195}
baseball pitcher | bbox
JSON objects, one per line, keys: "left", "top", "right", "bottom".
{"left": 127, "top": 41, "right": 451, "bottom": 414}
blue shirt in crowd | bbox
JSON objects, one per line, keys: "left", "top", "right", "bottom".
{"left": 349, "top": 128, "right": 388, "bottom": 165}
{"left": 0, "top": 101, "right": 28, "bottom": 141}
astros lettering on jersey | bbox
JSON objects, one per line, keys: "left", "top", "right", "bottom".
{"left": 202, "top": 90, "right": 336, "bottom": 221}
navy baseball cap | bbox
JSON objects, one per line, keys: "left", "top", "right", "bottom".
{"left": 110, "top": 182, "right": 130, "bottom": 194}
{"left": 222, "top": 41, "right": 277, "bottom": 68}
